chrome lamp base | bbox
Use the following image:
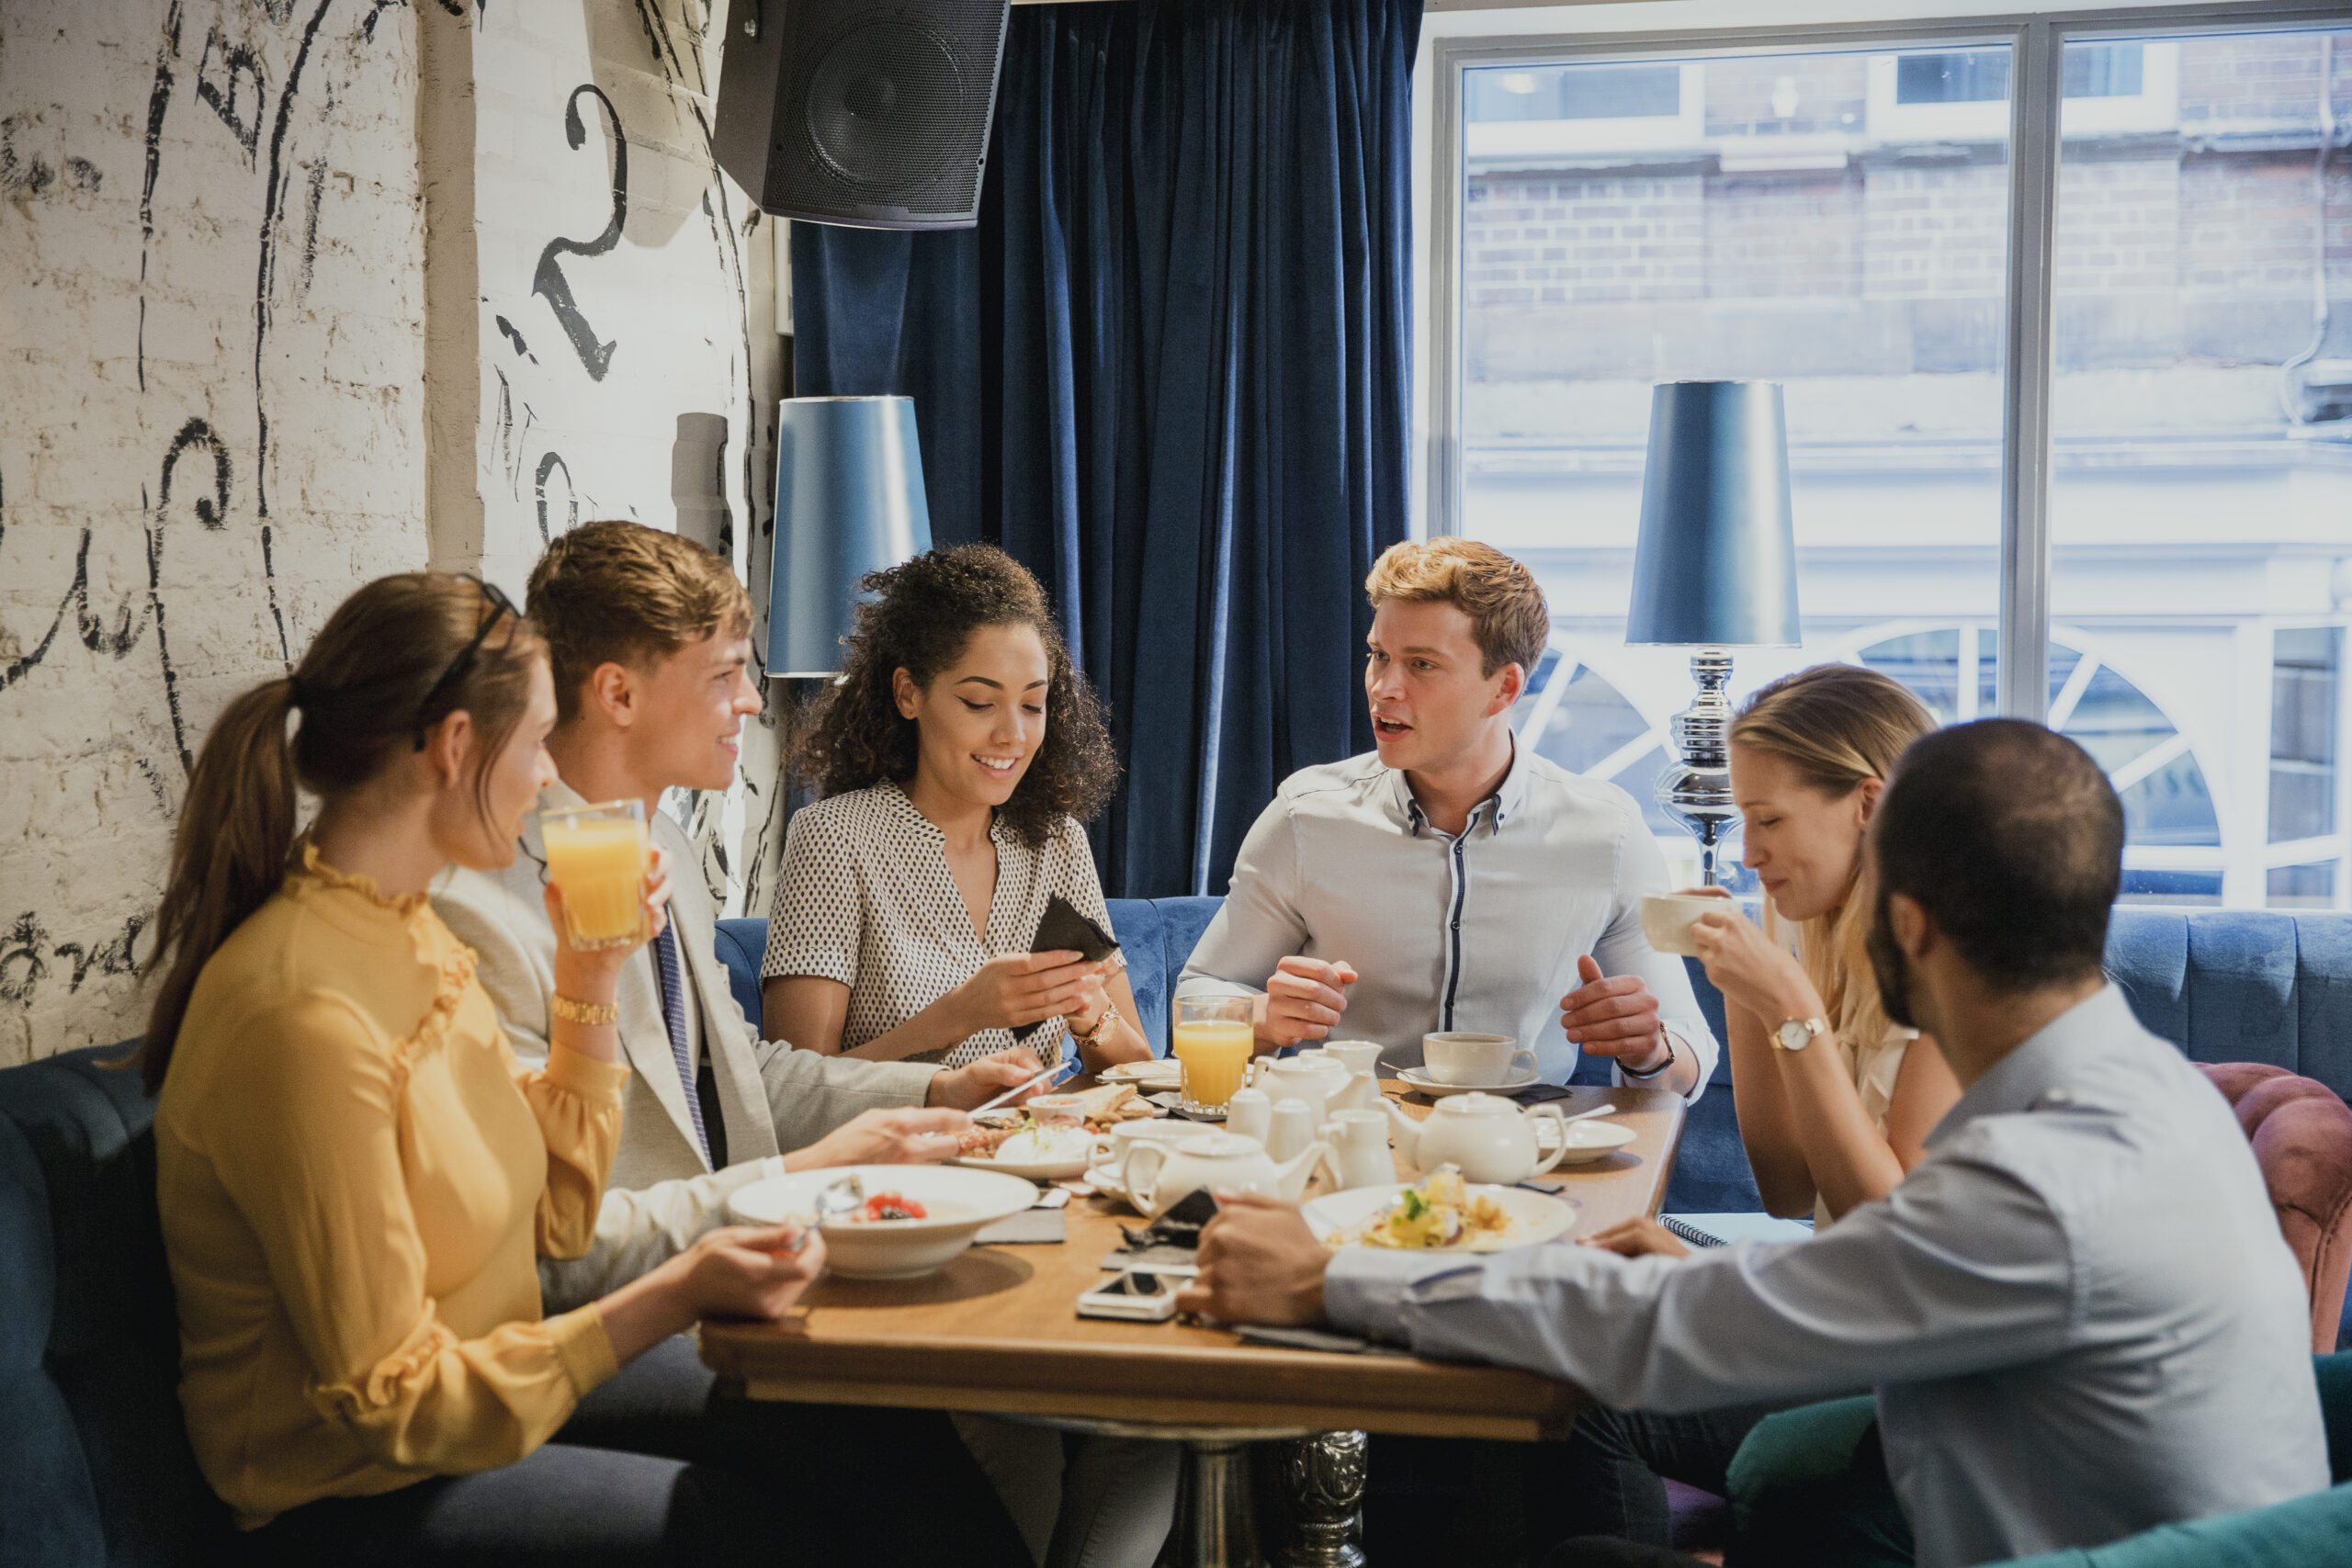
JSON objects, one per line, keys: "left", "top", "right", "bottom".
{"left": 1654, "top": 648, "right": 1741, "bottom": 887}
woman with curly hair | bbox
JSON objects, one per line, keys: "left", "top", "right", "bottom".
{"left": 758, "top": 547, "right": 1173, "bottom": 1568}
{"left": 759, "top": 543, "right": 1150, "bottom": 1074}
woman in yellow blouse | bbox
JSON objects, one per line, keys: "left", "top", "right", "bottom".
{"left": 146, "top": 574, "right": 1027, "bottom": 1567}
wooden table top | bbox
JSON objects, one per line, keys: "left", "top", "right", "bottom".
{"left": 699, "top": 1081, "right": 1685, "bottom": 1442}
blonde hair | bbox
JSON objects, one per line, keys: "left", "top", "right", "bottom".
{"left": 1731, "top": 665, "right": 1936, "bottom": 1055}
{"left": 1365, "top": 538, "right": 1549, "bottom": 677}
{"left": 527, "top": 521, "right": 753, "bottom": 723}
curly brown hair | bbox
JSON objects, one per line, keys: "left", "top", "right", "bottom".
{"left": 797, "top": 545, "right": 1117, "bottom": 847}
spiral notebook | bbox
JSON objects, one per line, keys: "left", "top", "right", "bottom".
{"left": 1660, "top": 1213, "right": 1815, "bottom": 1248}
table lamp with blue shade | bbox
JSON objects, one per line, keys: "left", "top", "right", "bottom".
{"left": 766, "top": 396, "right": 934, "bottom": 679}
{"left": 1626, "top": 380, "right": 1802, "bottom": 886}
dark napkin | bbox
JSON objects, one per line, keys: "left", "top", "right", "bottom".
{"left": 1510, "top": 1082, "right": 1580, "bottom": 1107}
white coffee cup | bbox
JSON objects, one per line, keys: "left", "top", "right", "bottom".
{"left": 1421, "top": 1032, "right": 1535, "bottom": 1087}
{"left": 1641, "top": 892, "right": 1726, "bottom": 958}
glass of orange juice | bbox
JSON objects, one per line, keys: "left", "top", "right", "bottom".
{"left": 1173, "top": 996, "right": 1255, "bottom": 1114}
{"left": 539, "top": 799, "right": 650, "bottom": 951}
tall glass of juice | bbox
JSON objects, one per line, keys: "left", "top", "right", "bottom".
{"left": 1173, "top": 996, "right": 1255, "bottom": 1114}
{"left": 539, "top": 799, "right": 650, "bottom": 951}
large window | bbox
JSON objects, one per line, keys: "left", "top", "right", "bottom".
{"left": 1436, "top": 13, "right": 2352, "bottom": 908}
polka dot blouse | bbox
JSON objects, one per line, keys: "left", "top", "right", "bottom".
{"left": 761, "top": 783, "right": 1117, "bottom": 1068}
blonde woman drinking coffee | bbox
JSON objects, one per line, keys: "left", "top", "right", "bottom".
{"left": 1675, "top": 661, "right": 1964, "bottom": 1226}
{"left": 1542, "top": 664, "right": 1965, "bottom": 1553}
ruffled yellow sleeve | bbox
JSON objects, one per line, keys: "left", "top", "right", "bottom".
{"left": 204, "top": 992, "right": 619, "bottom": 1475}
{"left": 509, "top": 1036, "right": 629, "bottom": 1259}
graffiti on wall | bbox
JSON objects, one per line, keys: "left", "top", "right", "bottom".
{"left": 0, "top": 0, "right": 426, "bottom": 1056}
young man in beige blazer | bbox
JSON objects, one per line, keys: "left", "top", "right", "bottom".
{"left": 435, "top": 522, "right": 1042, "bottom": 1312}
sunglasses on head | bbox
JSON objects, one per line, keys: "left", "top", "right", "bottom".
{"left": 413, "top": 579, "right": 520, "bottom": 751}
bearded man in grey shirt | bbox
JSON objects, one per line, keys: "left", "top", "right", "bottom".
{"left": 1177, "top": 539, "right": 1718, "bottom": 1096}
{"left": 1181, "top": 719, "right": 2328, "bottom": 1568}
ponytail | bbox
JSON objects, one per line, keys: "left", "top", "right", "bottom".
{"left": 140, "top": 679, "right": 302, "bottom": 1093}
{"left": 135, "top": 572, "right": 543, "bottom": 1096}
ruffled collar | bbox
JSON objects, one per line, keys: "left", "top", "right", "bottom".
{"left": 288, "top": 839, "right": 432, "bottom": 917}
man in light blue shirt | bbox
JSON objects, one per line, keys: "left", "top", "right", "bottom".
{"left": 1177, "top": 539, "right": 1717, "bottom": 1095}
{"left": 1181, "top": 719, "right": 2328, "bottom": 1568}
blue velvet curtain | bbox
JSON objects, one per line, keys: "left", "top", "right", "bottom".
{"left": 791, "top": 0, "right": 1419, "bottom": 898}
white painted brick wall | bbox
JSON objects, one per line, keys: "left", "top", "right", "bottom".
{"left": 1, "top": 0, "right": 430, "bottom": 1065}
{"left": 463, "top": 2, "right": 785, "bottom": 925}
{"left": 1, "top": 0, "right": 784, "bottom": 1063}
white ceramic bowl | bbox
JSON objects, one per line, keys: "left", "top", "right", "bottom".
{"left": 728, "top": 1165, "right": 1040, "bottom": 1280}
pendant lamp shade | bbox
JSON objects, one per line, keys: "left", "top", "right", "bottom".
{"left": 1625, "top": 381, "right": 1801, "bottom": 648}
{"left": 767, "top": 396, "right": 933, "bottom": 678}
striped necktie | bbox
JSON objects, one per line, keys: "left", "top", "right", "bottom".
{"left": 651, "top": 922, "right": 712, "bottom": 1167}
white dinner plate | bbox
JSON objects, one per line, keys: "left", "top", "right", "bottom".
{"left": 1102, "top": 1058, "right": 1183, "bottom": 1089}
{"left": 953, "top": 1149, "right": 1092, "bottom": 1180}
{"left": 1395, "top": 1065, "right": 1543, "bottom": 1098}
{"left": 1301, "top": 1182, "right": 1579, "bottom": 1253}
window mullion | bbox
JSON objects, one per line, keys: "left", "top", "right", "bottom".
{"left": 1998, "top": 19, "right": 2064, "bottom": 723}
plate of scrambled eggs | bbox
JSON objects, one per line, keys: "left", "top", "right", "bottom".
{"left": 1303, "top": 1168, "right": 1579, "bottom": 1253}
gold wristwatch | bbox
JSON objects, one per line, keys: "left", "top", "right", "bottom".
{"left": 1773, "top": 1016, "right": 1827, "bottom": 1052}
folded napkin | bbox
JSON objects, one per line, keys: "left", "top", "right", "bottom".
{"left": 1236, "top": 1323, "right": 1414, "bottom": 1357}
{"left": 976, "top": 1209, "right": 1068, "bottom": 1246}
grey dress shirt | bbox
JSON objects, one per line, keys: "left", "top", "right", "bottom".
{"left": 1324, "top": 986, "right": 2328, "bottom": 1568}
{"left": 1177, "top": 744, "right": 1717, "bottom": 1092}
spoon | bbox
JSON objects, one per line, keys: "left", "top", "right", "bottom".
{"left": 1562, "top": 1103, "right": 1620, "bottom": 1124}
{"left": 811, "top": 1173, "right": 866, "bottom": 1225}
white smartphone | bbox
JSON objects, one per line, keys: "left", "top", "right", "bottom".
{"left": 1075, "top": 1269, "right": 1180, "bottom": 1322}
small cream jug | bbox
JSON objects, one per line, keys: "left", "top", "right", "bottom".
{"left": 1319, "top": 1108, "right": 1395, "bottom": 1190}
{"left": 1384, "top": 1091, "right": 1568, "bottom": 1185}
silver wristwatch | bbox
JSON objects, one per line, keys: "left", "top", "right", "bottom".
{"left": 1774, "top": 1016, "right": 1827, "bottom": 1053}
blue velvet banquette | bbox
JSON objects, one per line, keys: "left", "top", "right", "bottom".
{"left": 5, "top": 906, "right": 2350, "bottom": 1563}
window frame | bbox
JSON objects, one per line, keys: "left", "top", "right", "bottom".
{"left": 1863, "top": 39, "right": 2181, "bottom": 141}
{"left": 1426, "top": 1, "right": 2352, "bottom": 726}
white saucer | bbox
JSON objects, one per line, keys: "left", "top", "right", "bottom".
{"left": 1396, "top": 1065, "right": 1543, "bottom": 1098}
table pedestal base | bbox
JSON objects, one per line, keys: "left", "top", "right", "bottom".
{"left": 1169, "top": 1436, "right": 1264, "bottom": 1568}
{"left": 1276, "top": 1430, "right": 1368, "bottom": 1568}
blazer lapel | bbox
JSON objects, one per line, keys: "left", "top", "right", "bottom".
{"left": 616, "top": 942, "right": 706, "bottom": 1168}
{"left": 655, "top": 809, "right": 782, "bottom": 1165}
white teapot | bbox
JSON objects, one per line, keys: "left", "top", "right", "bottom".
{"left": 1114, "top": 1132, "right": 1328, "bottom": 1221}
{"left": 1383, "top": 1091, "right": 1567, "bottom": 1185}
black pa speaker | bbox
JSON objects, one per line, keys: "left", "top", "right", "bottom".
{"left": 716, "top": 0, "right": 1012, "bottom": 231}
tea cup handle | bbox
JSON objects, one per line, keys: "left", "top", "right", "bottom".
{"left": 1527, "top": 1102, "right": 1568, "bottom": 1177}
{"left": 1510, "top": 1048, "right": 1538, "bottom": 1080}
{"left": 1116, "top": 1140, "right": 1166, "bottom": 1209}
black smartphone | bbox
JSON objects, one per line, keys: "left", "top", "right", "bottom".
{"left": 1012, "top": 896, "right": 1122, "bottom": 1043}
